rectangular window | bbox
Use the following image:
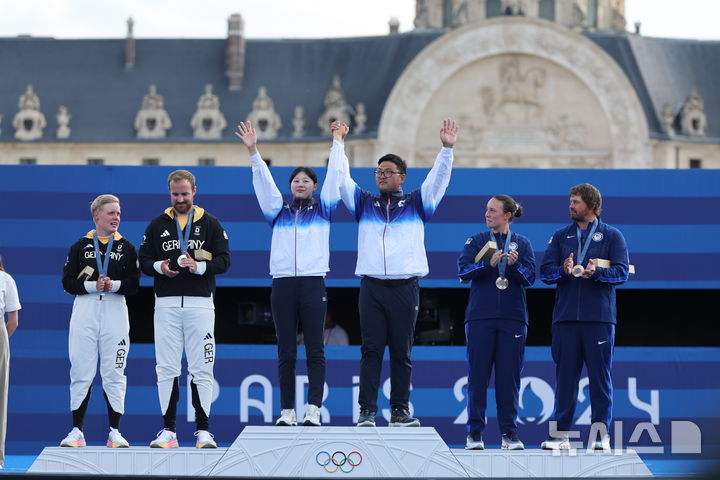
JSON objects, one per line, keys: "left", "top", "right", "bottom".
{"left": 198, "top": 158, "right": 216, "bottom": 166}
{"left": 486, "top": 0, "right": 502, "bottom": 18}
{"left": 587, "top": 0, "right": 598, "bottom": 27}
{"left": 87, "top": 158, "right": 105, "bottom": 165}
{"left": 442, "top": 0, "right": 454, "bottom": 27}
{"left": 539, "top": 0, "right": 555, "bottom": 21}
{"left": 19, "top": 157, "right": 37, "bottom": 165}
{"left": 142, "top": 158, "right": 160, "bottom": 166}
{"left": 689, "top": 158, "right": 702, "bottom": 169}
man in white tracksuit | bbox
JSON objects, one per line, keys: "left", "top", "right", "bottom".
{"left": 139, "top": 170, "right": 230, "bottom": 449}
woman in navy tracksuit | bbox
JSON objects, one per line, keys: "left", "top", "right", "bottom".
{"left": 457, "top": 195, "right": 535, "bottom": 450}
{"left": 236, "top": 121, "right": 345, "bottom": 427}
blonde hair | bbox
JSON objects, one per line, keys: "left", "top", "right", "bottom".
{"left": 167, "top": 170, "right": 196, "bottom": 189}
{"left": 90, "top": 194, "right": 120, "bottom": 215}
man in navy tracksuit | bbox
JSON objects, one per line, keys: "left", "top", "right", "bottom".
{"left": 336, "top": 119, "right": 459, "bottom": 427}
{"left": 540, "top": 183, "right": 629, "bottom": 450}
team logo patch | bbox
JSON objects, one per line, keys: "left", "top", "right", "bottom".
{"left": 398, "top": 200, "right": 405, "bottom": 207}
{"left": 194, "top": 226, "right": 201, "bottom": 235}
{"left": 509, "top": 242, "right": 518, "bottom": 252}
{"left": 465, "top": 237, "right": 472, "bottom": 245}
{"left": 117, "top": 244, "right": 123, "bottom": 252}
{"left": 84, "top": 244, "right": 93, "bottom": 249}
{"left": 592, "top": 232, "right": 604, "bottom": 242}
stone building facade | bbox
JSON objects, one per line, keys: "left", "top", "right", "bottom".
{"left": 0, "top": 1, "right": 717, "bottom": 169}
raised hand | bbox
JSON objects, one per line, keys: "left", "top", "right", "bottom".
{"left": 331, "top": 121, "right": 349, "bottom": 142}
{"left": 235, "top": 121, "right": 258, "bottom": 154}
{"left": 440, "top": 118, "right": 459, "bottom": 148}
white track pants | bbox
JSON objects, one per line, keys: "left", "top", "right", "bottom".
{"left": 68, "top": 294, "right": 129, "bottom": 414}
{"left": 154, "top": 306, "right": 215, "bottom": 417}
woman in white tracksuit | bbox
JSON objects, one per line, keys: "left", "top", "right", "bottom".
{"left": 60, "top": 194, "right": 139, "bottom": 448}
{"left": 0, "top": 255, "right": 20, "bottom": 467}
{"left": 235, "top": 120, "right": 346, "bottom": 427}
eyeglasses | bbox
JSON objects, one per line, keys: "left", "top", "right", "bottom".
{"left": 374, "top": 169, "right": 402, "bottom": 178}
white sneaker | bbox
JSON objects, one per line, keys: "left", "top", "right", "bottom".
{"left": 592, "top": 433, "right": 611, "bottom": 451}
{"left": 276, "top": 409, "right": 297, "bottom": 426}
{"left": 107, "top": 428, "right": 130, "bottom": 448}
{"left": 465, "top": 435, "right": 484, "bottom": 450}
{"left": 195, "top": 430, "right": 217, "bottom": 449}
{"left": 303, "top": 404, "right": 321, "bottom": 426}
{"left": 501, "top": 433, "right": 524, "bottom": 450}
{"left": 60, "top": 427, "right": 86, "bottom": 447}
{"left": 150, "top": 429, "right": 178, "bottom": 448}
{"left": 541, "top": 435, "right": 571, "bottom": 450}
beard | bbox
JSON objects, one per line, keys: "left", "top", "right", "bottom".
{"left": 174, "top": 203, "right": 192, "bottom": 214}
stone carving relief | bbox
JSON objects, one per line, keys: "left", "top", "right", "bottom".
{"left": 134, "top": 85, "right": 172, "bottom": 139}
{"left": 680, "top": 88, "right": 706, "bottom": 137}
{"left": 354, "top": 103, "right": 367, "bottom": 134}
{"left": 292, "top": 106, "right": 305, "bottom": 138}
{"left": 660, "top": 103, "right": 675, "bottom": 135}
{"left": 190, "top": 84, "right": 227, "bottom": 139}
{"left": 480, "top": 57, "right": 546, "bottom": 124}
{"left": 547, "top": 114, "right": 588, "bottom": 151}
{"left": 13, "top": 84, "right": 47, "bottom": 141}
{"left": 246, "top": 86, "right": 282, "bottom": 140}
{"left": 56, "top": 106, "right": 71, "bottom": 139}
{"left": 317, "top": 75, "right": 350, "bottom": 135}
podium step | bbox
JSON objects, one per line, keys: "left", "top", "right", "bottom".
{"left": 28, "top": 427, "right": 654, "bottom": 477}
{"left": 451, "top": 449, "right": 653, "bottom": 478}
{"left": 212, "top": 426, "right": 466, "bottom": 477}
{"left": 28, "top": 446, "right": 226, "bottom": 476}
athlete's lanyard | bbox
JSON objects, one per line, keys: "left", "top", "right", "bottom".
{"left": 93, "top": 232, "right": 114, "bottom": 278}
{"left": 489, "top": 229, "right": 512, "bottom": 278}
{"left": 576, "top": 219, "right": 598, "bottom": 266}
{"left": 175, "top": 208, "right": 195, "bottom": 255}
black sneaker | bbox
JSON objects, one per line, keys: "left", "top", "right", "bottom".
{"left": 389, "top": 408, "right": 420, "bottom": 427}
{"left": 357, "top": 409, "right": 376, "bottom": 427}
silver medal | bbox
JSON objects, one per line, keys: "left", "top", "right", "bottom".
{"left": 177, "top": 254, "right": 188, "bottom": 267}
{"left": 495, "top": 276, "right": 509, "bottom": 290}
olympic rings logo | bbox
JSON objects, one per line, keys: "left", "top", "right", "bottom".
{"left": 315, "top": 450, "right": 363, "bottom": 473}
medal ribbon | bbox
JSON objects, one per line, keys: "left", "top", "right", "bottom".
{"left": 175, "top": 207, "right": 195, "bottom": 255}
{"left": 489, "top": 229, "right": 512, "bottom": 279}
{"left": 93, "top": 232, "right": 114, "bottom": 278}
{"left": 576, "top": 218, "right": 598, "bottom": 266}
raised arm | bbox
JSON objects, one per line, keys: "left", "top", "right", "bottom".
{"left": 235, "top": 121, "right": 283, "bottom": 224}
{"left": 329, "top": 121, "right": 362, "bottom": 217}
{"left": 421, "top": 118, "right": 458, "bottom": 219}
{"left": 321, "top": 121, "right": 349, "bottom": 215}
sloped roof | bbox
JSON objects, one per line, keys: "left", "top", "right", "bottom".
{"left": 1, "top": 27, "right": 717, "bottom": 143}
{"left": 0, "top": 31, "right": 442, "bottom": 142}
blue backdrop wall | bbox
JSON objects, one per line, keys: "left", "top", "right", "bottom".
{"left": 1, "top": 165, "right": 719, "bottom": 476}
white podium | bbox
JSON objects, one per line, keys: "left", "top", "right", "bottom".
{"left": 29, "top": 426, "right": 653, "bottom": 477}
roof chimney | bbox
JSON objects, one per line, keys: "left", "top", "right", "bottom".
{"left": 125, "top": 17, "right": 135, "bottom": 69}
{"left": 225, "top": 13, "right": 246, "bottom": 90}
{"left": 388, "top": 17, "right": 400, "bottom": 34}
